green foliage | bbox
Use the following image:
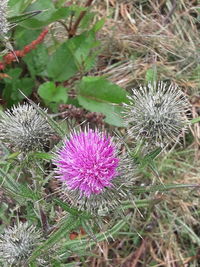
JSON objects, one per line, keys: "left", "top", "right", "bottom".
{"left": 2, "top": 68, "right": 33, "bottom": 106}
{"left": 145, "top": 67, "right": 157, "bottom": 83}
{"left": 47, "top": 31, "right": 99, "bottom": 81}
{"left": 0, "top": 1, "right": 197, "bottom": 266}
{"left": 38, "top": 82, "right": 68, "bottom": 110}
{"left": 77, "top": 76, "right": 128, "bottom": 126}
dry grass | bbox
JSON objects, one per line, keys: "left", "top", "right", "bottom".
{"left": 76, "top": 1, "right": 200, "bottom": 266}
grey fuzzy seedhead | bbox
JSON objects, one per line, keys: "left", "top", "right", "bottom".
{"left": 123, "top": 82, "right": 190, "bottom": 147}
{"left": 0, "top": 222, "right": 41, "bottom": 266}
{"left": 0, "top": 0, "right": 9, "bottom": 38}
{"left": 0, "top": 103, "right": 54, "bottom": 152}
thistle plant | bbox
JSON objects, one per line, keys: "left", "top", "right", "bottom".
{"left": 123, "top": 82, "right": 190, "bottom": 148}
{"left": 54, "top": 128, "right": 137, "bottom": 214}
{"left": 0, "top": 222, "right": 42, "bottom": 266}
{"left": 0, "top": 0, "right": 9, "bottom": 39}
{"left": 0, "top": 103, "right": 53, "bottom": 152}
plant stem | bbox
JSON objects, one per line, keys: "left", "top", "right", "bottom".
{"left": 68, "top": 0, "right": 94, "bottom": 38}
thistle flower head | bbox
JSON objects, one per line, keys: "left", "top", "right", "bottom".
{"left": 0, "top": 222, "right": 41, "bottom": 266}
{"left": 0, "top": 103, "right": 53, "bottom": 152}
{"left": 54, "top": 128, "right": 138, "bottom": 214}
{"left": 0, "top": 0, "right": 9, "bottom": 38}
{"left": 55, "top": 129, "right": 119, "bottom": 197}
{"left": 124, "top": 82, "right": 190, "bottom": 147}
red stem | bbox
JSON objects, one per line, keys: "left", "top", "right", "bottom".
{"left": 0, "top": 28, "right": 49, "bottom": 70}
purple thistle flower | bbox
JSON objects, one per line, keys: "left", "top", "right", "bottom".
{"left": 55, "top": 129, "right": 119, "bottom": 197}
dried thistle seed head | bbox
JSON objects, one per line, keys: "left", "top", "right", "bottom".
{"left": 0, "top": 222, "right": 42, "bottom": 266}
{"left": 54, "top": 128, "right": 138, "bottom": 214}
{"left": 0, "top": 0, "right": 9, "bottom": 38}
{"left": 0, "top": 103, "right": 54, "bottom": 152}
{"left": 123, "top": 82, "right": 190, "bottom": 147}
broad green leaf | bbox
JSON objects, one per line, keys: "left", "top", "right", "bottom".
{"left": 19, "top": 0, "right": 56, "bottom": 28}
{"left": 9, "top": 0, "right": 33, "bottom": 15}
{"left": 47, "top": 41, "right": 78, "bottom": 81}
{"left": 78, "top": 96, "right": 125, "bottom": 126}
{"left": 78, "top": 76, "right": 128, "bottom": 103}
{"left": 14, "top": 28, "right": 49, "bottom": 77}
{"left": 77, "top": 76, "right": 128, "bottom": 126}
{"left": 67, "top": 31, "right": 99, "bottom": 71}
{"left": 38, "top": 82, "right": 68, "bottom": 104}
{"left": 47, "top": 31, "right": 99, "bottom": 81}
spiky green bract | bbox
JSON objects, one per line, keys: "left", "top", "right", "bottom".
{"left": 0, "top": 0, "right": 9, "bottom": 38}
{"left": 0, "top": 222, "right": 42, "bottom": 266}
{"left": 124, "top": 82, "right": 190, "bottom": 147}
{"left": 0, "top": 103, "right": 54, "bottom": 152}
{"left": 60, "top": 153, "right": 138, "bottom": 215}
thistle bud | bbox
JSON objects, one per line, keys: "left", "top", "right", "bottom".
{"left": 124, "top": 82, "right": 190, "bottom": 147}
{"left": 0, "top": 222, "right": 41, "bottom": 266}
{"left": 0, "top": 103, "right": 54, "bottom": 152}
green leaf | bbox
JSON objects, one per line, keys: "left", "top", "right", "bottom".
{"left": 30, "top": 152, "right": 53, "bottom": 160}
{"left": 53, "top": 198, "right": 92, "bottom": 219}
{"left": 9, "top": 0, "right": 34, "bottom": 15}
{"left": 67, "top": 31, "right": 99, "bottom": 71}
{"left": 191, "top": 117, "right": 200, "bottom": 124}
{"left": 61, "top": 218, "right": 128, "bottom": 254}
{"left": 19, "top": 0, "right": 56, "bottom": 28}
{"left": 92, "top": 18, "right": 105, "bottom": 32}
{"left": 47, "top": 31, "right": 99, "bottom": 81}
{"left": 47, "top": 41, "right": 78, "bottom": 81}
{"left": 145, "top": 68, "right": 157, "bottom": 83}
{"left": 0, "top": 168, "right": 40, "bottom": 201}
{"left": 77, "top": 76, "right": 128, "bottom": 126}
{"left": 28, "top": 215, "right": 82, "bottom": 263}
{"left": 38, "top": 82, "right": 68, "bottom": 104}
{"left": 3, "top": 68, "right": 33, "bottom": 107}
{"left": 8, "top": 10, "right": 43, "bottom": 24}
{"left": 132, "top": 183, "right": 199, "bottom": 194}
{"left": 141, "top": 147, "right": 162, "bottom": 166}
